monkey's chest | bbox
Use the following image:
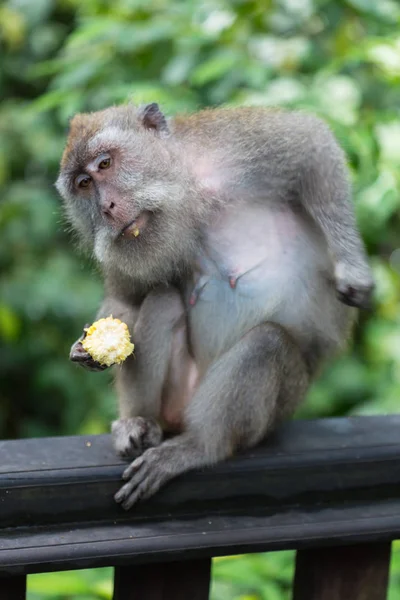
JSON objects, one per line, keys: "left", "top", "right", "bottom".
{"left": 185, "top": 203, "right": 328, "bottom": 368}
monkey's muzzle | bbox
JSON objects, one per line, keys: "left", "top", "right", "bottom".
{"left": 121, "top": 211, "right": 150, "bottom": 238}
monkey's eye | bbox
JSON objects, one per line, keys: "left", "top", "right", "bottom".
{"left": 76, "top": 174, "right": 92, "bottom": 189}
{"left": 98, "top": 157, "right": 112, "bottom": 170}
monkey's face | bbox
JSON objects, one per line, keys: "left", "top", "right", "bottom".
{"left": 56, "top": 103, "right": 208, "bottom": 284}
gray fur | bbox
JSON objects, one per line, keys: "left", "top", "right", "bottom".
{"left": 112, "top": 417, "right": 162, "bottom": 459}
{"left": 58, "top": 103, "right": 374, "bottom": 509}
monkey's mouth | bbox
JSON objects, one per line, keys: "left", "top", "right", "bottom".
{"left": 120, "top": 211, "right": 151, "bottom": 239}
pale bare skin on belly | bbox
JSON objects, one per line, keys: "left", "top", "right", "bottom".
{"left": 159, "top": 320, "right": 198, "bottom": 432}
{"left": 159, "top": 202, "right": 330, "bottom": 431}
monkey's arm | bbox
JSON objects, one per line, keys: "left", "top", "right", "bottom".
{"left": 298, "top": 120, "right": 374, "bottom": 309}
{"left": 112, "top": 287, "right": 191, "bottom": 459}
{"left": 70, "top": 272, "right": 140, "bottom": 371}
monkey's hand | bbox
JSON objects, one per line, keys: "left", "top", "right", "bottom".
{"left": 69, "top": 326, "right": 109, "bottom": 372}
{"left": 112, "top": 417, "right": 163, "bottom": 459}
{"left": 335, "top": 262, "right": 375, "bottom": 310}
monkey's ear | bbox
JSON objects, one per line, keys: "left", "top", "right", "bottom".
{"left": 138, "top": 103, "right": 169, "bottom": 134}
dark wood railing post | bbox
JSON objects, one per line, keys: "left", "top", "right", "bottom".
{"left": 0, "top": 575, "right": 27, "bottom": 600}
{"left": 293, "top": 542, "right": 392, "bottom": 600}
{"left": 1, "top": 417, "right": 400, "bottom": 590}
{"left": 113, "top": 558, "right": 211, "bottom": 600}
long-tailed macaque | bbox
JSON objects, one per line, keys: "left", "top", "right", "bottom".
{"left": 56, "top": 103, "right": 374, "bottom": 509}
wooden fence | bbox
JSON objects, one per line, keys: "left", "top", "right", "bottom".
{"left": 1, "top": 416, "right": 400, "bottom": 599}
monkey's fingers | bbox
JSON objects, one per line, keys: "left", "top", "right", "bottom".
{"left": 334, "top": 264, "right": 375, "bottom": 311}
{"left": 112, "top": 417, "right": 163, "bottom": 460}
{"left": 69, "top": 339, "right": 108, "bottom": 372}
{"left": 336, "top": 284, "right": 374, "bottom": 311}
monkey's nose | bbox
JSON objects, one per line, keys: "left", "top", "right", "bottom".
{"left": 102, "top": 201, "right": 116, "bottom": 218}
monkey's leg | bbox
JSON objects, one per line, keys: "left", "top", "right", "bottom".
{"left": 112, "top": 287, "right": 191, "bottom": 459}
{"left": 300, "top": 158, "right": 374, "bottom": 309}
{"left": 115, "top": 323, "right": 309, "bottom": 509}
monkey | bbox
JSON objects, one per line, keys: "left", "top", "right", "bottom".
{"left": 56, "top": 102, "right": 374, "bottom": 510}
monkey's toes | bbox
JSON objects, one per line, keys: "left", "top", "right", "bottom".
{"left": 115, "top": 447, "right": 167, "bottom": 509}
{"left": 115, "top": 455, "right": 152, "bottom": 509}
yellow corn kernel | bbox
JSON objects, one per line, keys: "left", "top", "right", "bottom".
{"left": 82, "top": 316, "right": 134, "bottom": 367}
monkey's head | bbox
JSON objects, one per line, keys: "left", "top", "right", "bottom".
{"left": 56, "top": 103, "right": 213, "bottom": 285}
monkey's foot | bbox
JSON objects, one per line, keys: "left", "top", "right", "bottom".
{"left": 335, "top": 263, "right": 375, "bottom": 310}
{"left": 114, "top": 436, "right": 207, "bottom": 509}
{"left": 114, "top": 445, "right": 174, "bottom": 509}
{"left": 112, "top": 417, "right": 163, "bottom": 460}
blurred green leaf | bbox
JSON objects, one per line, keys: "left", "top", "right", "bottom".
{"left": 190, "top": 50, "right": 243, "bottom": 86}
{"left": 0, "top": 303, "right": 21, "bottom": 341}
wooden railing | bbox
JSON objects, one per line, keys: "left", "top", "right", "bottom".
{"left": 1, "top": 416, "right": 400, "bottom": 599}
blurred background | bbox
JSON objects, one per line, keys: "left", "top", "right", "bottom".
{"left": 1, "top": 0, "right": 400, "bottom": 598}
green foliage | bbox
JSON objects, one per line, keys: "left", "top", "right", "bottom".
{"left": 1, "top": 0, "right": 400, "bottom": 598}
{"left": 28, "top": 568, "right": 113, "bottom": 600}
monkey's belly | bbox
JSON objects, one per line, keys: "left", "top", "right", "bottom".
{"left": 187, "top": 272, "right": 309, "bottom": 367}
{"left": 187, "top": 204, "right": 333, "bottom": 369}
